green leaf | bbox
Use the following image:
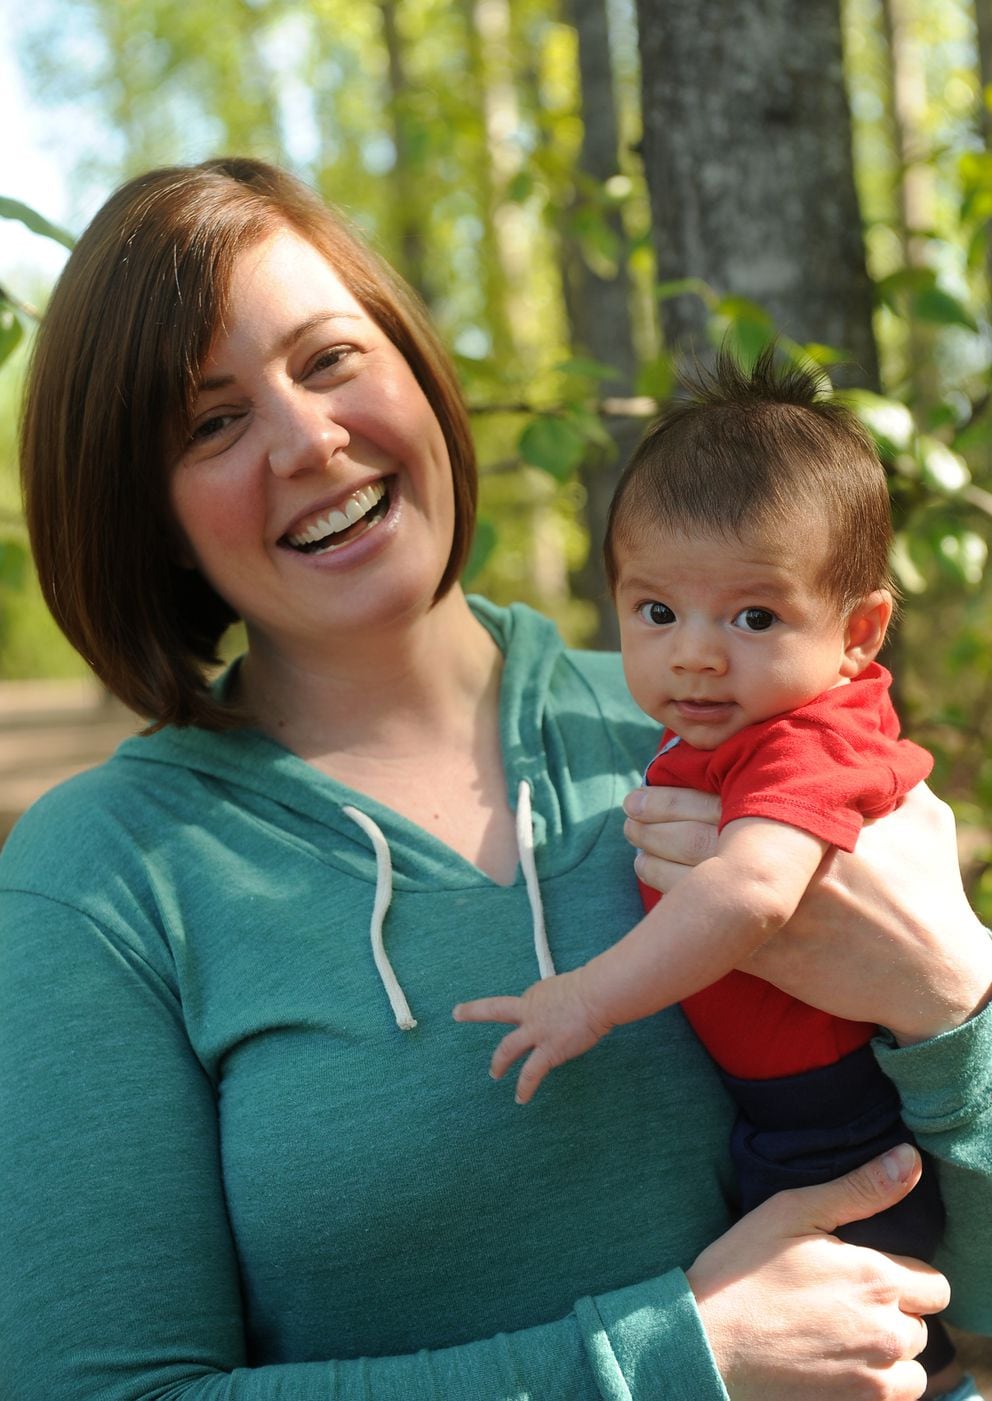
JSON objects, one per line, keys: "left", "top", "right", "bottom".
{"left": 937, "top": 530, "right": 987, "bottom": 586}
{"left": 711, "top": 297, "right": 776, "bottom": 368}
{"left": 874, "top": 266, "right": 935, "bottom": 314}
{"left": 635, "top": 354, "right": 675, "bottom": 400}
{"left": 463, "top": 516, "right": 496, "bottom": 584}
{"left": 910, "top": 285, "right": 978, "bottom": 333}
{"left": 555, "top": 356, "right": 620, "bottom": 384}
{"left": 0, "top": 304, "right": 24, "bottom": 366}
{"left": 570, "top": 206, "right": 622, "bottom": 270}
{"left": 518, "top": 415, "right": 588, "bottom": 479}
{"left": 965, "top": 221, "right": 991, "bottom": 274}
{"left": 655, "top": 276, "right": 717, "bottom": 308}
{"left": 0, "top": 539, "right": 27, "bottom": 591}
{"left": 916, "top": 435, "right": 970, "bottom": 493}
{"left": 958, "top": 149, "right": 992, "bottom": 195}
{"left": 567, "top": 406, "right": 616, "bottom": 456}
{"left": 0, "top": 196, "right": 75, "bottom": 250}
{"left": 840, "top": 389, "right": 915, "bottom": 455}
{"left": 505, "top": 170, "right": 535, "bottom": 204}
{"left": 890, "top": 533, "right": 927, "bottom": 595}
{"left": 797, "top": 341, "right": 848, "bottom": 367}
{"left": 715, "top": 294, "right": 773, "bottom": 323}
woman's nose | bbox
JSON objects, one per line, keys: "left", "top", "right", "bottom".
{"left": 266, "top": 391, "right": 350, "bottom": 478}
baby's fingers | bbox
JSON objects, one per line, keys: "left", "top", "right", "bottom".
{"left": 452, "top": 995, "right": 524, "bottom": 1026}
{"left": 514, "top": 1047, "right": 557, "bottom": 1105}
{"left": 489, "top": 1025, "right": 537, "bottom": 1081}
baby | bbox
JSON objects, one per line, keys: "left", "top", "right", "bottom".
{"left": 455, "top": 347, "right": 965, "bottom": 1394}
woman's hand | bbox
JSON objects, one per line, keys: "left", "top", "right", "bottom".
{"left": 689, "top": 1144, "right": 949, "bottom": 1400}
{"left": 625, "top": 782, "right": 992, "bottom": 1042}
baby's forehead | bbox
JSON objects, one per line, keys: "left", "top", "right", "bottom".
{"left": 613, "top": 513, "right": 835, "bottom": 594}
{"left": 620, "top": 510, "right": 829, "bottom": 560}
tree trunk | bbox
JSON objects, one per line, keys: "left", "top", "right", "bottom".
{"left": 467, "top": 0, "right": 536, "bottom": 364}
{"left": 976, "top": 0, "right": 992, "bottom": 145}
{"left": 634, "top": 0, "right": 879, "bottom": 387}
{"left": 379, "top": 0, "right": 428, "bottom": 298}
{"left": 563, "top": 0, "right": 644, "bottom": 647}
{"left": 974, "top": 0, "right": 992, "bottom": 299}
{"left": 880, "top": 0, "right": 939, "bottom": 410}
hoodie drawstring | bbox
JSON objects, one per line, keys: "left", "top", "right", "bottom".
{"left": 514, "top": 779, "right": 555, "bottom": 980}
{"left": 342, "top": 805, "right": 418, "bottom": 1032}
{"left": 343, "top": 779, "right": 553, "bottom": 1031}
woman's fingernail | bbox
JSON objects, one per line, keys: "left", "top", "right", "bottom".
{"left": 624, "top": 790, "right": 645, "bottom": 817}
{"left": 882, "top": 1143, "right": 915, "bottom": 1183}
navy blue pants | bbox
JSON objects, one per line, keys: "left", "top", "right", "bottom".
{"left": 722, "top": 1044, "right": 953, "bottom": 1375}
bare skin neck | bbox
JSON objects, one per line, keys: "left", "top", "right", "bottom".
{"left": 239, "top": 589, "right": 520, "bottom": 884}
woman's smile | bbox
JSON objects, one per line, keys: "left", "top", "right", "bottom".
{"left": 283, "top": 478, "right": 390, "bottom": 553}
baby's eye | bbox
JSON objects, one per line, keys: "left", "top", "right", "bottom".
{"left": 732, "top": 607, "right": 776, "bottom": 632}
{"left": 637, "top": 601, "right": 676, "bottom": 626}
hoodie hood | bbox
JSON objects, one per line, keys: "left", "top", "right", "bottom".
{"left": 112, "top": 598, "right": 636, "bottom": 896}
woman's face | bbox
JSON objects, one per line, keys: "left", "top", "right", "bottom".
{"left": 169, "top": 228, "right": 455, "bottom": 661}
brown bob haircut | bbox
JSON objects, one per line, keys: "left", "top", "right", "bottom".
{"left": 604, "top": 344, "right": 894, "bottom": 613}
{"left": 20, "top": 157, "right": 477, "bottom": 730}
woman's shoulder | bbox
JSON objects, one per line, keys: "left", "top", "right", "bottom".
{"left": 0, "top": 726, "right": 229, "bottom": 899}
{"left": 0, "top": 750, "right": 152, "bottom": 891}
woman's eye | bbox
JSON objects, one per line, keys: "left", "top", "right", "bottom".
{"left": 733, "top": 607, "right": 776, "bottom": 632}
{"left": 638, "top": 601, "right": 676, "bottom": 626}
{"left": 190, "top": 411, "right": 239, "bottom": 443}
{"left": 307, "top": 347, "right": 350, "bottom": 376}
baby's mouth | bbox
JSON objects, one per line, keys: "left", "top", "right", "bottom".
{"left": 282, "top": 479, "right": 390, "bottom": 554}
{"left": 676, "top": 699, "right": 733, "bottom": 714}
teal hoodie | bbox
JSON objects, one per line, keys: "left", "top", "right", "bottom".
{"left": 1, "top": 598, "right": 990, "bottom": 1399}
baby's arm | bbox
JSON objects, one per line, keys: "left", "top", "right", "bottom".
{"left": 454, "top": 816, "right": 829, "bottom": 1102}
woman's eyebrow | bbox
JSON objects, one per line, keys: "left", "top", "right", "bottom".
{"left": 198, "top": 312, "right": 365, "bottom": 390}
{"left": 276, "top": 310, "right": 362, "bottom": 354}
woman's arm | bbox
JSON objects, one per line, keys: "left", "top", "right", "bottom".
{"left": 625, "top": 782, "right": 992, "bottom": 1037}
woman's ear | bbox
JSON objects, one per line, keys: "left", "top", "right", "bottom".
{"left": 840, "top": 589, "right": 893, "bottom": 677}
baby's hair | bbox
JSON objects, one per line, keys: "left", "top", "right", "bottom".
{"left": 604, "top": 345, "right": 893, "bottom": 613}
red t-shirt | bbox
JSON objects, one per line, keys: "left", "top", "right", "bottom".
{"left": 638, "top": 664, "right": 933, "bottom": 1078}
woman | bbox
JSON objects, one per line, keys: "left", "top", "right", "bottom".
{"left": 2, "top": 157, "right": 990, "bottom": 1400}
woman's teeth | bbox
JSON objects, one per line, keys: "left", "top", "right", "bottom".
{"left": 286, "top": 481, "right": 387, "bottom": 551}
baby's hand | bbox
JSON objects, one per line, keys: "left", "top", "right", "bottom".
{"left": 452, "top": 969, "right": 612, "bottom": 1103}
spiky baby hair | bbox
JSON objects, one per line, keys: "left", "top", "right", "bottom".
{"left": 604, "top": 345, "right": 893, "bottom": 612}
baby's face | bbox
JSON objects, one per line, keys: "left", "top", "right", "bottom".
{"left": 613, "top": 520, "right": 855, "bottom": 749}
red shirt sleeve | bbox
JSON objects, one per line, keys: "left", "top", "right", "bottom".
{"left": 645, "top": 664, "right": 932, "bottom": 853}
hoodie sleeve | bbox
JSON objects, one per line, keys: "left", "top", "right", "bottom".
{"left": 873, "top": 995, "right": 992, "bottom": 1334}
{"left": 0, "top": 885, "right": 729, "bottom": 1401}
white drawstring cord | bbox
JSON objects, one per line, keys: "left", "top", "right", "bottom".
{"left": 342, "top": 805, "right": 417, "bottom": 1031}
{"left": 516, "top": 779, "right": 555, "bottom": 979}
{"left": 344, "top": 781, "right": 552, "bottom": 1028}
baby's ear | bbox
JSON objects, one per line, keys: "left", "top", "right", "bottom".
{"left": 840, "top": 590, "right": 893, "bottom": 677}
